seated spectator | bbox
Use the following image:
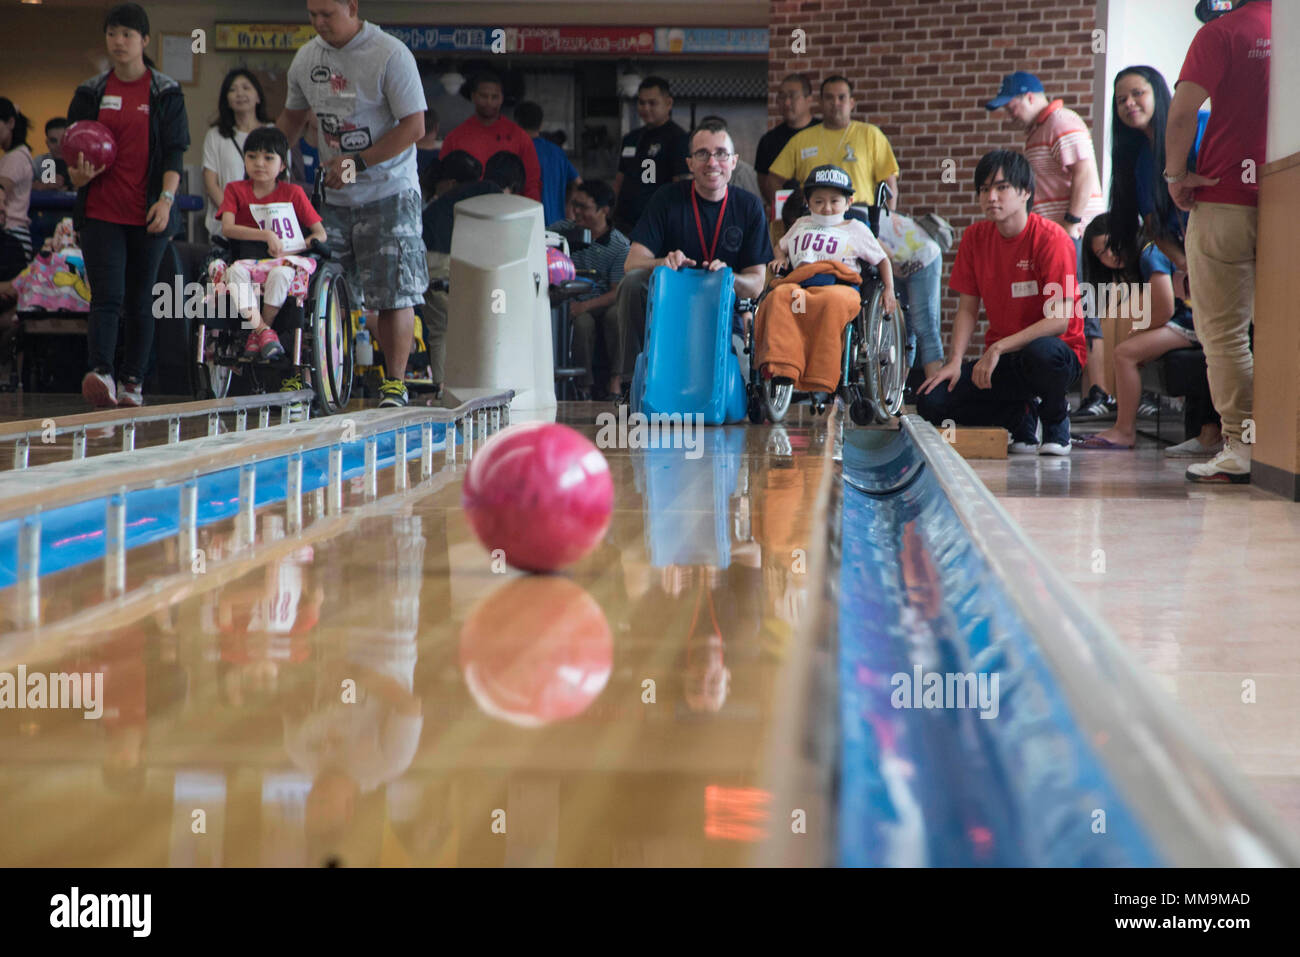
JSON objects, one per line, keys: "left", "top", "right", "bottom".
{"left": 415, "top": 106, "right": 440, "bottom": 186}
{"left": 515, "top": 101, "right": 579, "bottom": 227}
{"left": 917, "top": 150, "right": 1086, "bottom": 456}
{"left": 756, "top": 74, "right": 819, "bottom": 211}
{"left": 1073, "top": 215, "right": 1221, "bottom": 455}
{"left": 547, "top": 179, "right": 629, "bottom": 400}
{"left": 0, "top": 98, "right": 35, "bottom": 261}
{"left": 438, "top": 71, "right": 541, "bottom": 202}
{"left": 31, "top": 117, "right": 69, "bottom": 191}
{"left": 755, "top": 164, "right": 895, "bottom": 395}
{"left": 612, "top": 77, "right": 690, "bottom": 234}
{"left": 0, "top": 183, "right": 28, "bottom": 284}
{"left": 421, "top": 150, "right": 520, "bottom": 393}
{"left": 616, "top": 117, "right": 772, "bottom": 392}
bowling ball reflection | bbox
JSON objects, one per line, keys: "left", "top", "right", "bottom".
{"left": 459, "top": 577, "right": 613, "bottom": 727}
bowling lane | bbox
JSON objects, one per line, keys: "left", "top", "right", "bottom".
{"left": 0, "top": 405, "right": 833, "bottom": 866}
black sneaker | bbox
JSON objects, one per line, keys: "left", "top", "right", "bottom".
{"left": 378, "top": 378, "right": 409, "bottom": 408}
{"left": 1039, "top": 418, "right": 1071, "bottom": 456}
{"left": 1137, "top": 391, "right": 1161, "bottom": 418}
{"left": 1071, "top": 385, "right": 1113, "bottom": 420}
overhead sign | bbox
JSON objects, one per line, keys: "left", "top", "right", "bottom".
{"left": 215, "top": 23, "right": 768, "bottom": 56}
{"left": 214, "top": 23, "right": 318, "bottom": 51}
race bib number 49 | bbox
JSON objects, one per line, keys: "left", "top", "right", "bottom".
{"left": 249, "top": 202, "right": 307, "bottom": 254}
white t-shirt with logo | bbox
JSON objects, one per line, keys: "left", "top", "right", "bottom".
{"left": 780, "top": 215, "right": 887, "bottom": 271}
{"left": 285, "top": 20, "right": 426, "bottom": 207}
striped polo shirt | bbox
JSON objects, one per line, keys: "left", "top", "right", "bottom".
{"left": 549, "top": 219, "right": 630, "bottom": 302}
{"left": 1024, "top": 100, "right": 1106, "bottom": 228}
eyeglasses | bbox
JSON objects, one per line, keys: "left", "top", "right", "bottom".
{"left": 690, "top": 149, "right": 734, "bottom": 163}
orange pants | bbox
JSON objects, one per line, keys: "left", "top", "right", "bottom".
{"left": 754, "top": 260, "right": 861, "bottom": 393}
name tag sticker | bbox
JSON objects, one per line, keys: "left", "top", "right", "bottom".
{"left": 621, "top": 146, "right": 636, "bottom": 158}
{"left": 800, "top": 146, "right": 818, "bottom": 160}
{"left": 1011, "top": 280, "right": 1039, "bottom": 298}
{"left": 100, "top": 95, "right": 123, "bottom": 111}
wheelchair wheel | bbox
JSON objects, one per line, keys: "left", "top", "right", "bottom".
{"left": 763, "top": 377, "right": 793, "bottom": 423}
{"left": 746, "top": 391, "right": 766, "bottom": 424}
{"left": 307, "top": 262, "right": 354, "bottom": 416}
{"left": 863, "top": 286, "right": 908, "bottom": 422}
{"left": 193, "top": 326, "right": 236, "bottom": 400}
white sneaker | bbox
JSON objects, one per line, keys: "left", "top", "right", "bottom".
{"left": 1185, "top": 438, "right": 1251, "bottom": 484}
{"left": 1165, "top": 436, "right": 1223, "bottom": 458}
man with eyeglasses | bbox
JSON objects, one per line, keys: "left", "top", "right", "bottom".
{"left": 615, "top": 117, "right": 772, "bottom": 390}
{"left": 916, "top": 150, "right": 1086, "bottom": 457}
{"left": 756, "top": 74, "right": 819, "bottom": 211}
{"left": 612, "top": 77, "right": 690, "bottom": 234}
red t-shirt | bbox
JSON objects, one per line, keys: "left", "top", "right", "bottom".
{"left": 217, "top": 180, "right": 321, "bottom": 251}
{"left": 439, "top": 116, "right": 543, "bottom": 203}
{"left": 949, "top": 214, "right": 1087, "bottom": 368}
{"left": 85, "top": 70, "right": 152, "bottom": 226}
{"left": 1177, "top": 1, "right": 1271, "bottom": 207}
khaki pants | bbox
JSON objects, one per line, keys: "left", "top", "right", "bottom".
{"left": 571, "top": 303, "right": 619, "bottom": 388}
{"left": 422, "top": 251, "right": 450, "bottom": 386}
{"left": 1185, "top": 202, "right": 1257, "bottom": 442}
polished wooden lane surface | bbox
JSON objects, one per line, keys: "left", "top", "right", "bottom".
{"left": 969, "top": 444, "right": 1300, "bottom": 836}
{"left": 0, "top": 403, "right": 833, "bottom": 866}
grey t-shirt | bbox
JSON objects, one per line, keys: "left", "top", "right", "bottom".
{"left": 285, "top": 20, "right": 426, "bottom": 207}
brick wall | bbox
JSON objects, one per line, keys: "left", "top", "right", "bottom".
{"left": 768, "top": 0, "right": 1100, "bottom": 359}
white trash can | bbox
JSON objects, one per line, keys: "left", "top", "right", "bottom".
{"left": 444, "top": 193, "right": 557, "bottom": 415}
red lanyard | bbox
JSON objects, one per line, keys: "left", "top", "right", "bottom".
{"left": 690, "top": 186, "right": 729, "bottom": 264}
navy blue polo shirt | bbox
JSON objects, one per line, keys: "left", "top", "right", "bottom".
{"left": 629, "top": 181, "right": 772, "bottom": 272}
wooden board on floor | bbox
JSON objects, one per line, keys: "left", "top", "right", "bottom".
{"left": 948, "top": 427, "right": 1007, "bottom": 459}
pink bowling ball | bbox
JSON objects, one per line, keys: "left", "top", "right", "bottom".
{"left": 62, "top": 120, "right": 117, "bottom": 172}
{"left": 546, "top": 246, "right": 576, "bottom": 286}
{"left": 462, "top": 422, "right": 613, "bottom": 573}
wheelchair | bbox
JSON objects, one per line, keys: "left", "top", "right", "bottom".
{"left": 192, "top": 234, "right": 355, "bottom": 417}
{"left": 743, "top": 184, "right": 908, "bottom": 427}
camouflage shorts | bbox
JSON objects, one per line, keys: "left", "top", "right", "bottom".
{"left": 321, "top": 190, "right": 429, "bottom": 311}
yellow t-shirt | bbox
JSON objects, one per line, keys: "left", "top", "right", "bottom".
{"left": 768, "top": 121, "right": 900, "bottom": 206}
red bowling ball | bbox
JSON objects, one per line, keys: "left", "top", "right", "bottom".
{"left": 459, "top": 576, "right": 613, "bottom": 727}
{"left": 462, "top": 422, "right": 613, "bottom": 572}
{"left": 61, "top": 120, "right": 117, "bottom": 172}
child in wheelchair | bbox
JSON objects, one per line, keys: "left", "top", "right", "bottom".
{"left": 212, "top": 127, "right": 327, "bottom": 362}
{"left": 756, "top": 165, "right": 896, "bottom": 396}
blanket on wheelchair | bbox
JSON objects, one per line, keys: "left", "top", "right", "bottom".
{"left": 754, "top": 260, "right": 861, "bottom": 393}
{"left": 207, "top": 255, "right": 317, "bottom": 307}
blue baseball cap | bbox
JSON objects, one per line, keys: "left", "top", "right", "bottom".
{"left": 985, "top": 71, "right": 1045, "bottom": 110}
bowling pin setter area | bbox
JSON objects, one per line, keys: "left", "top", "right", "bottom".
{"left": 1, "top": 391, "right": 1298, "bottom": 871}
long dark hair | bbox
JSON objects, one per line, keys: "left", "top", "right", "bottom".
{"left": 214, "top": 69, "right": 270, "bottom": 139}
{"left": 0, "top": 98, "right": 30, "bottom": 151}
{"left": 1109, "top": 66, "right": 1175, "bottom": 267}
{"left": 1082, "top": 214, "right": 1141, "bottom": 288}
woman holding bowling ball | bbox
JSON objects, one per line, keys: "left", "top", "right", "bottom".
{"left": 65, "top": 2, "right": 189, "bottom": 409}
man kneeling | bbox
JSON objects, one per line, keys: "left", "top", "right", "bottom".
{"left": 755, "top": 164, "right": 895, "bottom": 395}
{"left": 917, "top": 150, "right": 1085, "bottom": 455}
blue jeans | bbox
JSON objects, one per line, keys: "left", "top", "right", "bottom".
{"left": 916, "top": 336, "right": 1082, "bottom": 434}
{"left": 902, "top": 255, "right": 943, "bottom": 369}
{"left": 80, "top": 218, "right": 170, "bottom": 381}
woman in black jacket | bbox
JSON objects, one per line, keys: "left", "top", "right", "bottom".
{"left": 66, "top": 3, "right": 189, "bottom": 408}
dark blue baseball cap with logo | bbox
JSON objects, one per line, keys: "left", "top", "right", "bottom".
{"left": 985, "top": 71, "right": 1045, "bottom": 110}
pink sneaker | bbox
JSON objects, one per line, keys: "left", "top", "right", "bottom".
{"left": 244, "top": 326, "right": 286, "bottom": 361}
{"left": 82, "top": 371, "right": 117, "bottom": 409}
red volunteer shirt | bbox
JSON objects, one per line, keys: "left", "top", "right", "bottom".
{"left": 949, "top": 214, "right": 1087, "bottom": 368}
{"left": 1177, "top": 0, "right": 1271, "bottom": 207}
{"left": 217, "top": 180, "right": 321, "bottom": 247}
{"left": 439, "top": 115, "right": 542, "bottom": 202}
{"left": 85, "top": 70, "right": 151, "bottom": 226}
